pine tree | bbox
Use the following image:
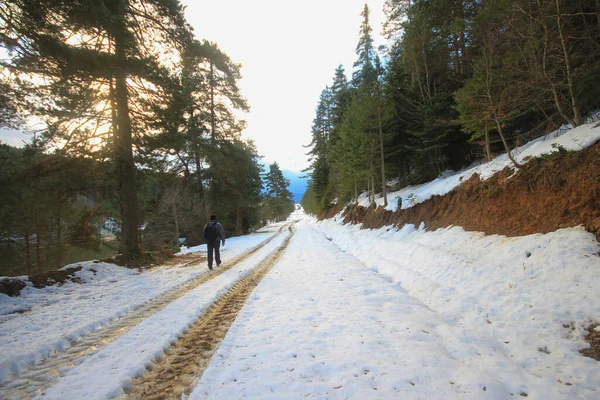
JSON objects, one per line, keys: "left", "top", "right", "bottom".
{"left": 208, "top": 139, "right": 263, "bottom": 235}
{"left": 305, "top": 87, "right": 333, "bottom": 209}
{"left": 352, "top": 4, "right": 377, "bottom": 87}
{"left": 263, "top": 162, "right": 294, "bottom": 222}
{"left": 454, "top": 0, "right": 527, "bottom": 168}
{"left": 383, "top": 0, "right": 474, "bottom": 183}
{"left": 329, "top": 99, "right": 370, "bottom": 203}
{"left": 330, "top": 65, "right": 352, "bottom": 146}
{"left": 0, "top": 144, "right": 107, "bottom": 274}
{"left": 1, "top": 0, "right": 192, "bottom": 259}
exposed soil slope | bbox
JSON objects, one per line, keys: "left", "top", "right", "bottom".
{"left": 341, "top": 142, "right": 600, "bottom": 240}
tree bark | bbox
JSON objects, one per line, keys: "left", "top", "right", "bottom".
{"left": 371, "top": 174, "right": 376, "bottom": 205}
{"left": 172, "top": 201, "right": 179, "bottom": 245}
{"left": 555, "top": 0, "right": 583, "bottom": 126}
{"left": 110, "top": 79, "right": 119, "bottom": 153}
{"left": 24, "top": 226, "right": 32, "bottom": 276}
{"left": 194, "top": 148, "right": 209, "bottom": 218}
{"left": 484, "top": 125, "right": 492, "bottom": 162}
{"left": 210, "top": 61, "right": 216, "bottom": 142}
{"left": 597, "top": 0, "right": 600, "bottom": 30}
{"left": 494, "top": 119, "right": 522, "bottom": 168}
{"left": 34, "top": 221, "right": 41, "bottom": 274}
{"left": 236, "top": 205, "right": 243, "bottom": 236}
{"left": 538, "top": 5, "right": 577, "bottom": 127}
{"left": 377, "top": 100, "right": 387, "bottom": 207}
{"left": 56, "top": 203, "right": 62, "bottom": 269}
{"left": 114, "top": 2, "right": 140, "bottom": 259}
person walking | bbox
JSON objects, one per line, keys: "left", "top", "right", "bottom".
{"left": 203, "top": 215, "right": 226, "bottom": 270}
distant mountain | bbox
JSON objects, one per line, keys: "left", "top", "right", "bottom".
{"left": 282, "top": 170, "right": 308, "bottom": 203}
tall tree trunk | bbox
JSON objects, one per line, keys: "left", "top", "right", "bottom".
{"left": 401, "top": 133, "right": 408, "bottom": 187}
{"left": 555, "top": 0, "right": 583, "bottom": 126}
{"left": 484, "top": 125, "right": 491, "bottom": 162}
{"left": 371, "top": 174, "right": 376, "bottom": 206}
{"left": 194, "top": 148, "right": 209, "bottom": 218}
{"left": 377, "top": 101, "right": 387, "bottom": 207}
{"left": 236, "top": 205, "right": 243, "bottom": 236}
{"left": 597, "top": 0, "right": 600, "bottom": 30}
{"left": 453, "top": 39, "right": 461, "bottom": 75}
{"left": 24, "top": 226, "right": 32, "bottom": 275}
{"left": 403, "top": 156, "right": 407, "bottom": 187}
{"left": 485, "top": 57, "right": 521, "bottom": 169}
{"left": 367, "top": 175, "right": 371, "bottom": 203}
{"left": 82, "top": 187, "right": 102, "bottom": 239}
{"left": 188, "top": 109, "right": 205, "bottom": 203}
{"left": 539, "top": 13, "right": 577, "bottom": 127}
{"left": 494, "top": 118, "right": 522, "bottom": 168}
{"left": 550, "top": 85, "right": 576, "bottom": 127}
{"left": 110, "top": 79, "right": 119, "bottom": 153}
{"left": 56, "top": 203, "right": 62, "bottom": 269}
{"left": 114, "top": 4, "right": 140, "bottom": 259}
{"left": 34, "top": 220, "right": 41, "bottom": 274}
{"left": 210, "top": 61, "right": 216, "bottom": 142}
{"left": 172, "top": 201, "right": 179, "bottom": 245}
{"left": 181, "top": 158, "right": 190, "bottom": 186}
{"left": 457, "top": 0, "right": 468, "bottom": 75}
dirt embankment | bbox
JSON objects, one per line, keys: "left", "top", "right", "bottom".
{"left": 339, "top": 142, "right": 600, "bottom": 241}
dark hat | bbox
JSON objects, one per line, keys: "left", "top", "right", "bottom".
{"left": 210, "top": 215, "right": 217, "bottom": 221}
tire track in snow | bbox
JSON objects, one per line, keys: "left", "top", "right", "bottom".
{"left": 0, "top": 224, "right": 290, "bottom": 400}
{"left": 123, "top": 225, "right": 295, "bottom": 400}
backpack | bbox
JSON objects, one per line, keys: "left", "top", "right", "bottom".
{"left": 204, "top": 223, "right": 218, "bottom": 242}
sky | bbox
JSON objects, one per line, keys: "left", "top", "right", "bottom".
{"left": 0, "top": 0, "right": 388, "bottom": 173}
{"left": 181, "top": 0, "right": 388, "bottom": 172}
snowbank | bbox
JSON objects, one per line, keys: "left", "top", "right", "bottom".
{"left": 312, "top": 217, "right": 600, "bottom": 395}
{"left": 0, "top": 227, "right": 278, "bottom": 386}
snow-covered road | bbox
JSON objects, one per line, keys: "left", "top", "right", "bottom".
{"left": 1, "top": 212, "right": 599, "bottom": 399}
{"left": 0, "top": 223, "right": 288, "bottom": 399}
{"left": 191, "top": 218, "right": 589, "bottom": 399}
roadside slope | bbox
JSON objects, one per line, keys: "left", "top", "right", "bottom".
{"left": 343, "top": 139, "right": 600, "bottom": 240}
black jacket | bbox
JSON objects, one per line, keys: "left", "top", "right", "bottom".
{"left": 203, "top": 221, "right": 226, "bottom": 242}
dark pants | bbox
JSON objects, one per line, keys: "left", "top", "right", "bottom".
{"left": 207, "top": 240, "right": 221, "bottom": 268}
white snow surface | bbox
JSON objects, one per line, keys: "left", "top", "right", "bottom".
{"left": 0, "top": 225, "right": 281, "bottom": 387}
{"left": 39, "top": 227, "right": 292, "bottom": 400}
{"left": 190, "top": 218, "right": 600, "bottom": 399}
{"left": 361, "top": 120, "right": 600, "bottom": 211}
{"left": 0, "top": 213, "right": 598, "bottom": 399}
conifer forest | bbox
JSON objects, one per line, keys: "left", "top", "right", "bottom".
{"left": 0, "top": 0, "right": 294, "bottom": 275}
{"left": 302, "top": 0, "right": 600, "bottom": 214}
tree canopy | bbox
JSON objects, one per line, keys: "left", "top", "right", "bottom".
{"left": 0, "top": 0, "right": 294, "bottom": 275}
{"left": 303, "top": 0, "right": 600, "bottom": 214}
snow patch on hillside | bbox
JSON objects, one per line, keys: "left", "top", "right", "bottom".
{"left": 360, "top": 121, "right": 600, "bottom": 211}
